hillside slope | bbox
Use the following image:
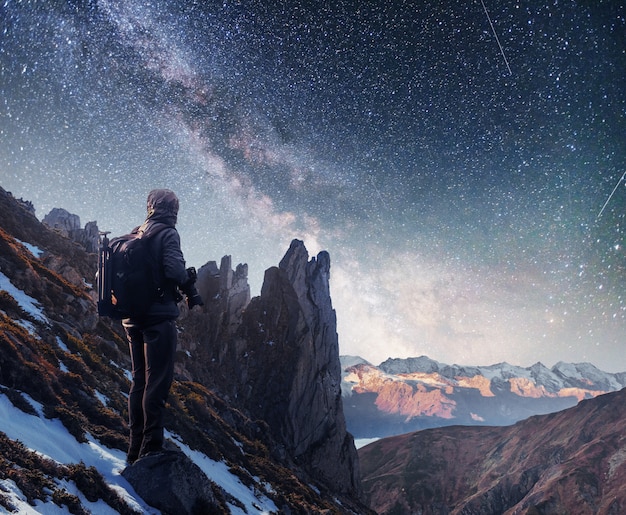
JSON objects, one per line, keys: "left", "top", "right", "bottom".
{"left": 359, "top": 387, "right": 626, "bottom": 514}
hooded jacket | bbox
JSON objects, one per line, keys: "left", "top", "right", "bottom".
{"left": 122, "top": 189, "right": 189, "bottom": 326}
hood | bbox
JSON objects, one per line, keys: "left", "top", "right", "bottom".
{"left": 145, "top": 189, "right": 179, "bottom": 226}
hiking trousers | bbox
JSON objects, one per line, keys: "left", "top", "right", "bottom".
{"left": 125, "top": 319, "right": 177, "bottom": 460}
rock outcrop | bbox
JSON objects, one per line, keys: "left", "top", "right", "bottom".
{"left": 180, "top": 239, "right": 362, "bottom": 498}
{"left": 197, "top": 255, "right": 250, "bottom": 335}
{"left": 237, "top": 240, "right": 361, "bottom": 495}
{"left": 122, "top": 448, "right": 219, "bottom": 515}
{"left": 43, "top": 207, "right": 99, "bottom": 253}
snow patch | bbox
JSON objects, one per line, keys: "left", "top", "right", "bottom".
{"left": 56, "top": 336, "right": 70, "bottom": 353}
{"left": 0, "top": 271, "right": 47, "bottom": 323}
{"left": 0, "top": 392, "right": 155, "bottom": 513}
{"left": 16, "top": 239, "right": 44, "bottom": 258}
{"left": 354, "top": 437, "right": 380, "bottom": 449}
{"left": 167, "top": 432, "right": 279, "bottom": 514}
{"left": 95, "top": 389, "right": 110, "bottom": 406}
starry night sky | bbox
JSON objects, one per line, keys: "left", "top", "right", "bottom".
{"left": 1, "top": 1, "right": 625, "bottom": 370}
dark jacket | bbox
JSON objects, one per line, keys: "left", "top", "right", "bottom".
{"left": 123, "top": 189, "right": 188, "bottom": 327}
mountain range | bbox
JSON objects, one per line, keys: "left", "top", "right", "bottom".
{"left": 341, "top": 355, "right": 626, "bottom": 439}
{"left": 1, "top": 184, "right": 625, "bottom": 514}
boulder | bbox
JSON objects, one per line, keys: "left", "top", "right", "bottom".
{"left": 121, "top": 449, "right": 219, "bottom": 515}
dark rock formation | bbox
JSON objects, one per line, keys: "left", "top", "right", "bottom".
{"left": 180, "top": 239, "right": 362, "bottom": 498}
{"left": 196, "top": 255, "right": 250, "bottom": 335}
{"left": 43, "top": 207, "right": 99, "bottom": 253}
{"left": 122, "top": 449, "right": 219, "bottom": 515}
{"left": 11, "top": 192, "right": 36, "bottom": 215}
{"left": 235, "top": 240, "right": 361, "bottom": 495}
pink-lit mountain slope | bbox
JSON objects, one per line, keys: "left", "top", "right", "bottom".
{"left": 341, "top": 355, "right": 626, "bottom": 438}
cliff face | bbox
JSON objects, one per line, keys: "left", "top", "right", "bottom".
{"left": 182, "top": 240, "right": 361, "bottom": 496}
{"left": 244, "top": 241, "right": 360, "bottom": 494}
{"left": 359, "top": 387, "right": 626, "bottom": 514}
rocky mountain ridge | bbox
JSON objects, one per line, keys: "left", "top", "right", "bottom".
{"left": 0, "top": 186, "right": 371, "bottom": 514}
{"left": 378, "top": 355, "right": 626, "bottom": 393}
{"left": 341, "top": 354, "right": 626, "bottom": 439}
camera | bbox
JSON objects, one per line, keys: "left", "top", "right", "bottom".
{"left": 180, "top": 267, "right": 204, "bottom": 309}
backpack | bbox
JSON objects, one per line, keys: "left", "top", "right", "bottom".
{"left": 97, "top": 224, "right": 168, "bottom": 319}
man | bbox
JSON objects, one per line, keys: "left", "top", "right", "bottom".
{"left": 123, "top": 188, "right": 203, "bottom": 464}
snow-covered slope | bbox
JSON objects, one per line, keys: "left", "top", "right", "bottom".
{"left": 0, "top": 393, "right": 278, "bottom": 514}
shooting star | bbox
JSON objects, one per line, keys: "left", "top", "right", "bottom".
{"left": 479, "top": 0, "right": 512, "bottom": 76}
{"left": 369, "top": 174, "right": 388, "bottom": 209}
{"left": 597, "top": 170, "right": 626, "bottom": 220}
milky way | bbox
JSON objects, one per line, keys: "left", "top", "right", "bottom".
{"left": 1, "top": 1, "right": 625, "bottom": 370}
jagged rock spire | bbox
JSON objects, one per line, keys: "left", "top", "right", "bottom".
{"left": 178, "top": 239, "right": 362, "bottom": 497}
{"left": 238, "top": 239, "right": 361, "bottom": 495}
